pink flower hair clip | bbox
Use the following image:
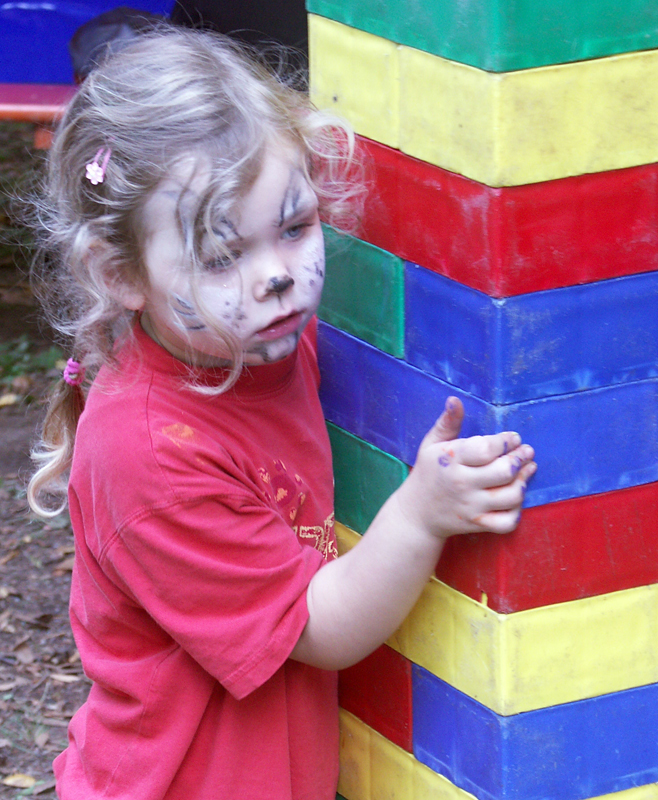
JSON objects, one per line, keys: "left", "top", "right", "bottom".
{"left": 85, "top": 147, "right": 112, "bottom": 185}
{"left": 63, "top": 358, "right": 86, "bottom": 387}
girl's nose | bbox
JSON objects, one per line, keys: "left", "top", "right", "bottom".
{"left": 267, "top": 276, "right": 295, "bottom": 295}
{"left": 252, "top": 251, "right": 295, "bottom": 300}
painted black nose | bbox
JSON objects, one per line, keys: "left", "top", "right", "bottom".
{"left": 268, "top": 276, "right": 295, "bottom": 294}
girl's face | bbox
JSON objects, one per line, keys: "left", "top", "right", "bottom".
{"left": 135, "top": 144, "right": 325, "bottom": 367}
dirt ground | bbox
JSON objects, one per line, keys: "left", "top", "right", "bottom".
{"left": 0, "top": 122, "right": 88, "bottom": 798}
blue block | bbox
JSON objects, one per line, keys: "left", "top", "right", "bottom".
{"left": 406, "top": 264, "right": 658, "bottom": 404}
{"left": 318, "top": 322, "right": 658, "bottom": 506}
{"left": 412, "top": 667, "right": 658, "bottom": 800}
{"left": 0, "top": 0, "right": 174, "bottom": 84}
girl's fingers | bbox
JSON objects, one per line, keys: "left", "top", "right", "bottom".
{"left": 455, "top": 431, "right": 522, "bottom": 467}
{"left": 463, "top": 446, "right": 535, "bottom": 489}
{"left": 480, "top": 467, "right": 535, "bottom": 511}
{"left": 471, "top": 507, "right": 524, "bottom": 535}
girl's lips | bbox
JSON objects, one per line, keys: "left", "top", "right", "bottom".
{"left": 255, "top": 311, "right": 304, "bottom": 341}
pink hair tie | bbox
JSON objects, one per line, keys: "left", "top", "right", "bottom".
{"left": 85, "top": 147, "right": 112, "bottom": 185}
{"left": 63, "top": 358, "right": 85, "bottom": 387}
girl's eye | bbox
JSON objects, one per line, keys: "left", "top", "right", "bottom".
{"left": 284, "top": 223, "right": 309, "bottom": 240}
{"left": 204, "top": 251, "right": 240, "bottom": 272}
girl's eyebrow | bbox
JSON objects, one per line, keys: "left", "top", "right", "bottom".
{"left": 278, "top": 170, "right": 315, "bottom": 227}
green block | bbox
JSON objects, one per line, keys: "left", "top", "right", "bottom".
{"left": 328, "top": 422, "right": 408, "bottom": 534}
{"left": 307, "top": 0, "right": 658, "bottom": 72}
{"left": 319, "top": 225, "right": 405, "bottom": 358}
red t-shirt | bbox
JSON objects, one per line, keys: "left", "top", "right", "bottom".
{"left": 54, "top": 319, "right": 339, "bottom": 800}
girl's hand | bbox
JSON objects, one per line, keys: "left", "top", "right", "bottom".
{"left": 395, "top": 396, "right": 536, "bottom": 540}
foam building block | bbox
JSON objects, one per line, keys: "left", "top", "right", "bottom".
{"left": 339, "top": 644, "right": 413, "bottom": 752}
{"left": 309, "top": 15, "right": 658, "bottom": 186}
{"left": 413, "top": 670, "right": 658, "bottom": 800}
{"left": 337, "top": 523, "right": 658, "bottom": 716}
{"left": 436, "top": 482, "right": 658, "bottom": 612}
{"left": 319, "top": 322, "right": 658, "bottom": 507}
{"left": 338, "top": 711, "right": 658, "bottom": 800}
{"left": 331, "top": 433, "right": 658, "bottom": 611}
{"left": 358, "top": 139, "right": 658, "bottom": 297}
{"left": 319, "top": 225, "right": 405, "bottom": 356}
{"left": 307, "top": 0, "right": 658, "bottom": 71}
{"left": 339, "top": 710, "right": 480, "bottom": 800}
{"left": 328, "top": 426, "right": 408, "bottom": 534}
{"left": 309, "top": 3, "right": 658, "bottom": 798}
{"left": 405, "top": 266, "right": 658, "bottom": 404}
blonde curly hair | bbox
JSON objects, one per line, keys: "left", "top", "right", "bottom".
{"left": 27, "top": 23, "right": 363, "bottom": 516}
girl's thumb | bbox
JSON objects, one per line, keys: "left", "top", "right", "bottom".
{"left": 424, "top": 396, "right": 464, "bottom": 445}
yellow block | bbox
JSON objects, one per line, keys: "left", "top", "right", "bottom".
{"left": 335, "top": 522, "right": 658, "bottom": 715}
{"left": 308, "top": 14, "right": 399, "bottom": 149}
{"left": 338, "top": 710, "right": 658, "bottom": 800}
{"left": 338, "top": 709, "right": 477, "bottom": 800}
{"left": 309, "top": 15, "right": 658, "bottom": 186}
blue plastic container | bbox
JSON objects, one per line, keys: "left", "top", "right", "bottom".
{"left": 0, "top": 1, "right": 174, "bottom": 84}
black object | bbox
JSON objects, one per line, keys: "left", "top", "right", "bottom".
{"left": 69, "top": 6, "right": 166, "bottom": 82}
{"left": 170, "top": 0, "right": 308, "bottom": 55}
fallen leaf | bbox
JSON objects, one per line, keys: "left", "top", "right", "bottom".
{"left": 11, "top": 374, "right": 32, "bottom": 394}
{"left": 0, "top": 549, "right": 19, "bottom": 565}
{"left": 34, "top": 779, "right": 58, "bottom": 795}
{"left": 53, "top": 555, "right": 75, "bottom": 574}
{"left": 14, "top": 643, "right": 34, "bottom": 664}
{"left": 0, "top": 393, "right": 18, "bottom": 407}
{"left": 2, "top": 773, "right": 36, "bottom": 788}
{"left": 0, "top": 677, "right": 27, "bottom": 691}
{"left": 34, "top": 731, "right": 49, "bottom": 748}
{"left": 0, "top": 738, "right": 11, "bottom": 748}
{"left": 51, "top": 673, "right": 80, "bottom": 684}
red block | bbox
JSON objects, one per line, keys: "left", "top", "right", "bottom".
{"left": 436, "top": 482, "right": 658, "bottom": 613}
{"left": 360, "top": 138, "right": 658, "bottom": 297}
{"left": 339, "top": 644, "right": 413, "bottom": 751}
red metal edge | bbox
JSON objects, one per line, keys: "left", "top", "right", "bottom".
{"left": 436, "top": 481, "right": 658, "bottom": 613}
{"left": 339, "top": 644, "right": 413, "bottom": 752}
{"left": 0, "top": 83, "right": 77, "bottom": 123}
{"left": 359, "top": 137, "right": 658, "bottom": 297}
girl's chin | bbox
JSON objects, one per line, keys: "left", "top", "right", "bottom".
{"left": 244, "top": 332, "right": 301, "bottom": 365}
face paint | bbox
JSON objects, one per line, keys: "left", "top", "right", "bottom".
{"left": 173, "top": 295, "right": 206, "bottom": 331}
{"left": 136, "top": 144, "right": 325, "bottom": 367}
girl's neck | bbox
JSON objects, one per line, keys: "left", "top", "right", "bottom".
{"left": 139, "top": 311, "right": 233, "bottom": 369}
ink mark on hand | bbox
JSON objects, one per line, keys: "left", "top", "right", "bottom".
{"left": 438, "top": 447, "right": 455, "bottom": 467}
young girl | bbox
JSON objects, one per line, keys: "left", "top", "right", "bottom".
{"left": 27, "top": 25, "right": 536, "bottom": 800}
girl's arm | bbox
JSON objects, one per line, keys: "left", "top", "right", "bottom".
{"left": 290, "top": 397, "right": 536, "bottom": 671}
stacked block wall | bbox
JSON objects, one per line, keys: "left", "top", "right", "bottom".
{"left": 308, "top": 2, "right": 658, "bottom": 799}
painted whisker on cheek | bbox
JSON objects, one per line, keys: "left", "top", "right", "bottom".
{"left": 173, "top": 294, "right": 207, "bottom": 331}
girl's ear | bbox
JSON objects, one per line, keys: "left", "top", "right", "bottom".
{"left": 85, "top": 240, "right": 147, "bottom": 312}
{"left": 111, "top": 281, "right": 146, "bottom": 312}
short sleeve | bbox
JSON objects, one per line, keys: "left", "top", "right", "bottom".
{"left": 101, "top": 493, "right": 325, "bottom": 700}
